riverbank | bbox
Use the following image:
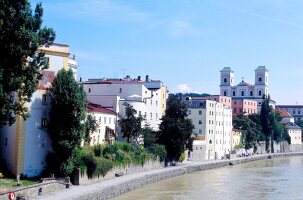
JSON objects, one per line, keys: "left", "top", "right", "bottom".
{"left": 33, "top": 152, "right": 303, "bottom": 200}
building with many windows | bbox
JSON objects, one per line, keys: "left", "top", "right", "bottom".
{"left": 276, "top": 105, "right": 303, "bottom": 121}
{"left": 185, "top": 98, "right": 233, "bottom": 160}
{"left": 232, "top": 99, "right": 258, "bottom": 115}
{"left": 0, "top": 43, "right": 78, "bottom": 177}
{"left": 82, "top": 75, "right": 168, "bottom": 135}
{"left": 220, "top": 66, "right": 275, "bottom": 111}
{"left": 86, "top": 103, "right": 117, "bottom": 146}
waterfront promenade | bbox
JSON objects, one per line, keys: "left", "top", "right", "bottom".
{"left": 34, "top": 153, "right": 303, "bottom": 200}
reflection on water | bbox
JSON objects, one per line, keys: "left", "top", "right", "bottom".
{"left": 113, "top": 156, "right": 303, "bottom": 200}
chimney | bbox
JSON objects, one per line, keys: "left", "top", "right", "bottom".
{"left": 145, "top": 75, "right": 149, "bottom": 82}
{"left": 138, "top": 76, "right": 141, "bottom": 81}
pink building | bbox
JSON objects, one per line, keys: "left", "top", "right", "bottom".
{"left": 232, "top": 99, "right": 258, "bottom": 116}
{"left": 192, "top": 95, "right": 232, "bottom": 107}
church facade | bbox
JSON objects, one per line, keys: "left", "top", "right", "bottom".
{"left": 220, "top": 66, "right": 275, "bottom": 111}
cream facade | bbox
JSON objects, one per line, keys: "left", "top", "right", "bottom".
{"left": 87, "top": 103, "right": 117, "bottom": 146}
{"left": 231, "top": 129, "right": 242, "bottom": 151}
{"left": 286, "top": 123, "right": 302, "bottom": 144}
{"left": 185, "top": 98, "right": 233, "bottom": 160}
{"left": 0, "top": 43, "right": 77, "bottom": 177}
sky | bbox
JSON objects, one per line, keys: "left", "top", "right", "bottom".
{"left": 30, "top": 0, "right": 303, "bottom": 105}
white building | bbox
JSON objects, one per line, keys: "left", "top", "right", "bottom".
{"left": 0, "top": 43, "right": 77, "bottom": 177}
{"left": 82, "top": 75, "right": 168, "bottom": 135}
{"left": 86, "top": 103, "right": 117, "bottom": 146}
{"left": 285, "top": 123, "right": 302, "bottom": 144}
{"left": 220, "top": 66, "right": 275, "bottom": 111}
{"left": 185, "top": 98, "right": 233, "bottom": 160}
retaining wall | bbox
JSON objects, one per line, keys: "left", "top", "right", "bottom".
{"left": 71, "top": 159, "right": 164, "bottom": 185}
{"left": 0, "top": 180, "right": 68, "bottom": 200}
{"left": 67, "top": 152, "right": 303, "bottom": 200}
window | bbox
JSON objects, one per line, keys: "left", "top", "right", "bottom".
{"left": 150, "top": 100, "right": 152, "bottom": 106}
{"left": 299, "top": 111, "right": 301, "bottom": 114}
{"left": 259, "top": 90, "right": 262, "bottom": 96}
{"left": 162, "top": 104, "right": 165, "bottom": 108}
{"left": 223, "top": 77, "right": 227, "bottom": 83}
{"left": 232, "top": 91, "right": 236, "bottom": 96}
{"left": 139, "top": 111, "right": 142, "bottom": 116}
{"left": 199, "top": 120, "right": 202, "bottom": 124}
{"left": 209, "top": 140, "right": 212, "bottom": 144}
{"left": 199, "top": 110, "right": 202, "bottom": 115}
{"left": 156, "top": 113, "right": 158, "bottom": 120}
{"left": 258, "top": 76, "right": 262, "bottom": 82}
{"left": 144, "top": 112, "right": 147, "bottom": 118}
{"left": 104, "top": 117, "right": 107, "bottom": 124}
{"left": 88, "top": 88, "right": 91, "bottom": 93}
{"left": 241, "top": 91, "right": 244, "bottom": 96}
{"left": 250, "top": 91, "right": 253, "bottom": 96}
{"left": 42, "top": 94, "right": 47, "bottom": 104}
{"left": 41, "top": 118, "right": 48, "bottom": 128}
{"left": 224, "top": 91, "right": 227, "bottom": 96}
{"left": 99, "top": 117, "right": 101, "bottom": 123}
{"left": 109, "top": 117, "right": 112, "bottom": 124}
{"left": 234, "top": 101, "right": 236, "bottom": 105}
{"left": 199, "top": 129, "right": 202, "bottom": 134}
{"left": 162, "top": 94, "right": 165, "bottom": 98}
{"left": 156, "top": 101, "right": 158, "bottom": 106}
{"left": 150, "top": 113, "right": 152, "bottom": 120}
{"left": 293, "top": 110, "right": 296, "bottom": 114}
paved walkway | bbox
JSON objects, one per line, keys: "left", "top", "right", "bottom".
{"left": 33, "top": 160, "right": 215, "bottom": 200}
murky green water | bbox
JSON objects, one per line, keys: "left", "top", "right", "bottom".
{"left": 113, "top": 156, "right": 303, "bottom": 200}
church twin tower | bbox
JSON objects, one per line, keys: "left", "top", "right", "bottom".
{"left": 219, "top": 66, "right": 269, "bottom": 106}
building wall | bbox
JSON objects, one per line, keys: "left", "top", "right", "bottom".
{"left": 288, "top": 129, "right": 302, "bottom": 144}
{"left": 89, "top": 112, "right": 116, "bottom": 146}
{"left": 83, "top": 81, "right": 165, "bottom": 131}
{"left": 231, "top": 130, "right": 242, "bottom": 151}
{"left": 0, "top": 43, "right": 72, "bottom": 177}
{"left": 276, "top": 106, "right": 303, "bottom": 121}
{"left": 232, "top": 99, "right": 258, "bottom": 115}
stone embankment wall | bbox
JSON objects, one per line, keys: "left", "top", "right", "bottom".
{"left": 0, "top": 180, "right": 68, "bottom": 200}
{"left": 72, "top": 159, "right": 164, "bottom": 185}
{"left": 67, "top": 153, "right": 303, "bottom": 200}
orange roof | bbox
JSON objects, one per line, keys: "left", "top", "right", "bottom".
{"left": 87, "top": 103, "right": 116, "bottom": 115}
{"left": 275, "top": 108, "right": 292, "bottom": 118}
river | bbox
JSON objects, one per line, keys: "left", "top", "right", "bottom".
{"left": 113, "top": 156, "right": 303, "bottom": 200}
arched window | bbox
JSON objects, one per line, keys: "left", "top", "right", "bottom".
{"left": 241, "top": 91, "right": 244, "bottom": 96}
{"left": 224, "top": 91, "right": 227, "bottom": 96}
{"left": 250, "top": 91, "right": 253, "bottom": 96}
{"left": 232, "top": 91, "right": 236, "bottom": 96}
{"left": 258, "top": 76, "right": 262, "bottom": 82}
{"left": 223, "top": 77, "right": 227, "bottom": 83}
{"left": 259, "top": 90, "right": 262, "bottom": 96}
{"left": 209, "top": 140, "right": 212, "bottom": 144}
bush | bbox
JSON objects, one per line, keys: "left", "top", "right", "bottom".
{"left": 179, "top": 151, "right": 185, "bottom": 162}
{"left": 147, "top": 144, "right": 167, "bottom": 162}
{"left": 93, "top": 144, "right": 106, "bottom": 157}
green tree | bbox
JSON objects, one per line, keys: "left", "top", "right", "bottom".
{"left": 48, "top": 69, "right": 87, "bottom": 176}
{"left": 119, "top": 103, "right": 142, "bottom": 143}
{"left": 158, "top": 95, "right": 194, "bottom": 163}
{"left": 233, "top": 113, "right": 258, "bottom": 150}
{"left": 141, "top": 124, "right": 156, "bottom": 148}
{"left": 0, "top": 1, "right": 55, "bottom": 126}
{"left": 84, "top": 114, "right": 98, "bottom": 146}
{"left": 260, "top": 95, "right": 275, "bottom": 153}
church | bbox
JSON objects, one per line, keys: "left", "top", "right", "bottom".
{"left": 219, "top": 66, "right": 275, "bottom": 111}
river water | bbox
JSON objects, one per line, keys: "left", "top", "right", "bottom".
{"left": 113, "top": 156, "right": 303, "bottom": 200}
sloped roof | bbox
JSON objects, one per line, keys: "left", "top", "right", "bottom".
{"left": 220, "top": 67, "right": 234, "bottom": 73}
{"left": 237, "top": 80, "right": 253, "bottom": 86}
{"left": 276, "top": 109, "right": 292, "bottom": 118}
{"left": 285, "top": 122, "right": 301, "bottom": 130}
{"left": 87, "top": 103, "right": 116, "bottom": 115}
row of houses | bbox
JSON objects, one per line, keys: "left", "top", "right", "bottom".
{"left": 0, "top": 43, "right": 302, "bottom": 177}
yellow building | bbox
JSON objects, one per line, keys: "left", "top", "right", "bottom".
{"left": 232, "top": 129, "right": 243, "bottom": 151}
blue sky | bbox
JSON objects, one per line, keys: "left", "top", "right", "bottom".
{"left": 30, "top": 0, "right": 303, "bottom": 104}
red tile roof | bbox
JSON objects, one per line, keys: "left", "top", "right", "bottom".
{"left": 275, "top": 108, "right": 292, "bottom": 118}
{"left": 87, "top": 103, "right": 116, "bottom": 115}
